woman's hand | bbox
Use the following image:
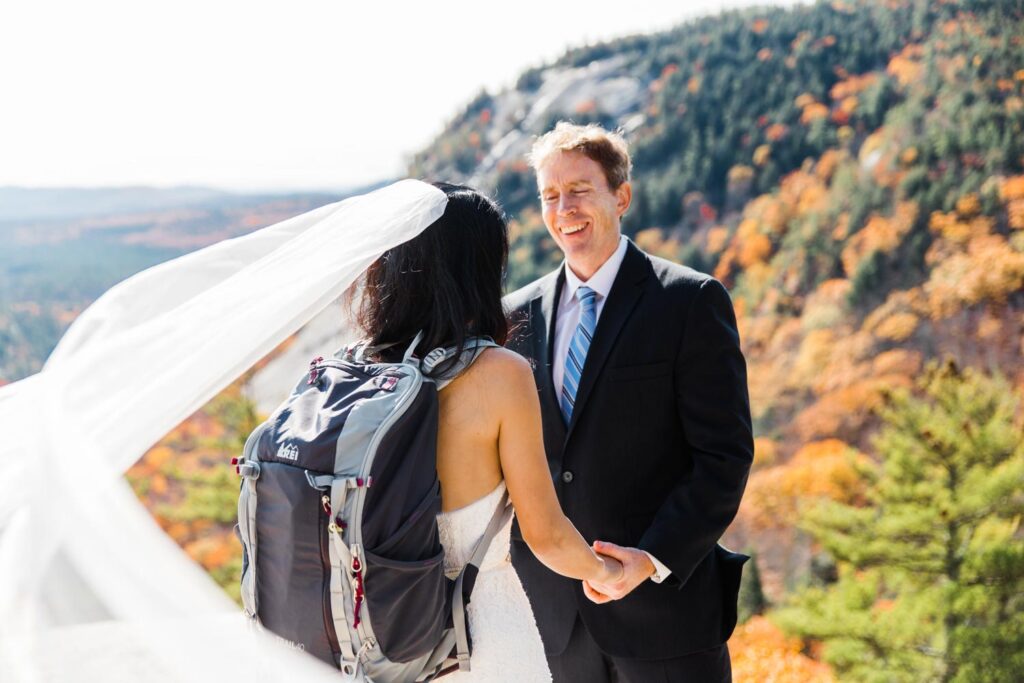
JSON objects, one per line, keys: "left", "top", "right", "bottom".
{"left": 597, "top": 555, "right": 624, "bottom": 585}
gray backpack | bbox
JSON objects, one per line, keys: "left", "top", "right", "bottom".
{"left": 235, "top": 334, "right": 509, "bottom": 681}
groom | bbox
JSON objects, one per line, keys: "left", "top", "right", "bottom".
{"left": 504, "top": 122, "right": 753, "bottom": 682}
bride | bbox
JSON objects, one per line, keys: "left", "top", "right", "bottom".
{"left": 351, "top": 182, "right": 622, "bottom": 681}
{"left": 0, "top": 179, "right": 618, "bottom": 682}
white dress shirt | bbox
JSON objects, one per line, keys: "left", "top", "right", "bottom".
{"left": 552, "top": 235, "right": 673, "bottom": 584}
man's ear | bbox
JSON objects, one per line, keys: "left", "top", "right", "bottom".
{"left": 615, "top": 181, "right": 632, "bottom": 218}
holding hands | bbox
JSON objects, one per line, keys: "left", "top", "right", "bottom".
{"left": 583, "top": 540, "right": 656, "bottom": 604}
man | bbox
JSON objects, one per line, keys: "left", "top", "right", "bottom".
{"left": 504, "top": 122, "right": 754, "bottom": 682}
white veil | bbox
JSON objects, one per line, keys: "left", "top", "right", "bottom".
{"left": 0, "top": 180, "right": 448, "bottom": 682}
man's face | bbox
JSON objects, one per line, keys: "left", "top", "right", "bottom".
{"left": 536, "top": 150, "right": 632, "bottom": 280}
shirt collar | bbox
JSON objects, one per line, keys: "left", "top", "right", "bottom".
{"left": 563, "top": 235, "right": 628, "bottom": 301}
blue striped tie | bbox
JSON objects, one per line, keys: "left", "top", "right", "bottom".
{"left": 560, "top": 286, "right": 597, "bottom": 424}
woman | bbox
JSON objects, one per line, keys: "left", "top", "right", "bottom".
{"left": 355, "top": 183, "right": 622, "bottom": 681}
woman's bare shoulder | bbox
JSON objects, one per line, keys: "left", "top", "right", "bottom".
{"left": 450, "top": 347, "right": 536, "bottom": 398}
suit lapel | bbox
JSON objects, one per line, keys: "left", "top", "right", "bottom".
{"left": 529, "top": 268, "right": 566, "bottom": 444}
{"left": 565, "top": 242, "right": 650, "bottom": 440}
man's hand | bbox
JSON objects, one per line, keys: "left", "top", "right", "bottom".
{"left": 582, "top": 540, "right": 655, "bottom": 604}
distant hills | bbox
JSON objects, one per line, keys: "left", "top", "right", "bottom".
{"left": 0, "top": 186, "right": 350, "bottom": 381}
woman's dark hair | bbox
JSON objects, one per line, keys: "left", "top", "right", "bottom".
{"left": 355, "top": 182, "right": 509, "bottom": 375}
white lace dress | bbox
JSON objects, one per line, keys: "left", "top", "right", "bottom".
{"left": 436, "top": 481, "right": 552, "bottom": 682}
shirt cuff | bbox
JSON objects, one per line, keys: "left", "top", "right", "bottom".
{"left": 643, "top": 552, "right": 672, "bottom": 583}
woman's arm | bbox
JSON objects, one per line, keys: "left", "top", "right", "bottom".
{"left": 489, "top": 350, "right": 622, "bottom": 585}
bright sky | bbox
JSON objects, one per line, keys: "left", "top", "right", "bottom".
{"left": 0, "top": 0, "right": 796, "bottom": 193}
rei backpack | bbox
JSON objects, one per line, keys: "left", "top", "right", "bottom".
{"left": 234, "top": 333, "right": 509, "bottom": 681}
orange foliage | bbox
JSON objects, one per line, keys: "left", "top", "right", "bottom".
{"left": 751, "top": 18, "right": 769, "bottom": 34}
{"left": 925, "top": 234, "right": 1024, "bottom": 318}
{"left": 887, "top": 45, "right": 925, "bottom": 87}
{"left": 871, "top": 349, "right": 923, "bottom": 377}
{"left": 185, "top": 532, "right": 240, "bottom": 571}
{"left": 815, "top": 149, "right": 844, "bottom": 182}
{"left": 633, "top": 228, "right": 682, "bottom": 261}
{"left": 791, "top": 378, "right": 904, "bottom": 443}
{"left": 955, "top": 193, "right": 981, "bottom": 218}
{"left": 842, "top": 202, "right": 918, "bottom": 276}
{"left": 830, "top": 73, "right": 878, "bottom": 101}
{"left": 929, "top": 210, "right": 994, "bottom": 245}
{"left": 758, "top": 48, "right": 774, "bottom": 62}
{"left": 872, "top": 312, "right": 920, "bottom": 341}
{"left": 731, "top": 616, "right": 836, "bottom": 682}
{"left": 1008, "top": 200, "right": 1024, "bottom": 231}
{"left": 739, "top": 233, "right": 774, "bottom": 269}
{"left": 800, "top": 102, "right": 830, "bottom": 124}
{"left": 766, "top": 123, "right": 789, "bottom": 142}
{"left": 742, "top": 439, "right": 869, "bottom": 529}
{"left": 1001, "top": 175, "right": 1024, "bottom": 201}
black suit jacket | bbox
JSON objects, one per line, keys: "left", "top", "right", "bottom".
{"left": 503, "top": 240, "right": 754, "bottom": 660}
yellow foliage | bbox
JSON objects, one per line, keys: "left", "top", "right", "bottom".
{"left": 794, "top": 93, "right": 817, "bottom": 109}
{"left": 900, "top": 147, "right": 919, "bottom": 165}
{"left": 793, "top": 329, "right": 836, "bottom": 385}
{"left": 687, "top": 76, "right": 702, "bottom": 94}
{"left": 731, "top": 616, "right": 836, "bottom": 682}
{"left": 754, "top": 144, "right": 772, "bottom": 167}
{"left": 728, "top": 164, "right": 756, "bottom": 182}
{"left": 754, "top": 437, "right": 780, "bottom": 468}
{"left": 706, "top": 226, "right": 730, "bottom": 254}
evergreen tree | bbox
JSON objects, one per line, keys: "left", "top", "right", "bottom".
{"left": 774, "top": 361, "right": 1024, "bottom": 683}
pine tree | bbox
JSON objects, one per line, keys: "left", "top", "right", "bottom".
{"left": 774, "top": 361, "right": 1024, "bottom": 682}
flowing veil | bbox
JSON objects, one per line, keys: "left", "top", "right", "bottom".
{"left": 0, "top": 180, "right": 448, "bottom": 682}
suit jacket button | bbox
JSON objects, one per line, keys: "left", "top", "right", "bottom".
{"left": 561, "top": 470, "right": 574, "bottom": 483}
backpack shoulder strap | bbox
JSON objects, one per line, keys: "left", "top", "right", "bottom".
{"left": 423, "top": 336, "right": 501, "bottom": 390}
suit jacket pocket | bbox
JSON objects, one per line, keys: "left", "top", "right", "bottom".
{"left": 716, "top": 544, "right": 749, "bottom": 641}
{"left": 606, "top": 361, "right": 672, "bottom": 382}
